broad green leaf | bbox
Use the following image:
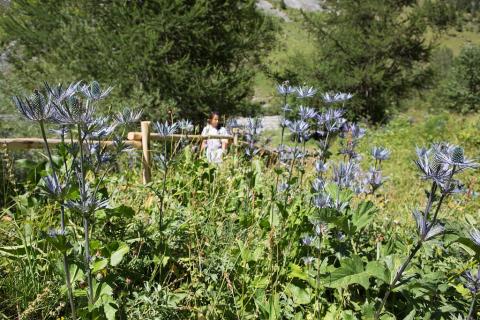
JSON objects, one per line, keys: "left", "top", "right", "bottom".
{"left": 252, "top": 276, "right": 270, "bottom": 289}
{"left": 288, "top": 263, "right": 308, "bottom": 281}
{"left": 326, "top": 255, "right": 370, "bottom": 289}
{"left": 351, "top": 201, "right": 377, "bottom": 232}
{"left": 403, "top": 309, "right": 416, "bottom": 320}
{"left": 166, "top": 292, "right": 187, "bottom": 307}
{"left": 366, "top": 261, "right": 389, "bottom": 283}
{"left": 92, "top": 258, "right": 108, "bottom": 273}
{"left": 103, "top": 301, "right": 117, "bottom": 320}
{"left": 286, "top": 283, "right": 311, "bottom": 305}
{"left": 326, "top": 256, "right": 387, "bottom": 290}
{"left": 110, "top": 243, "right": 129, "bottom": 266}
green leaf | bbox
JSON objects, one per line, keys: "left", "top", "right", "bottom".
{"left": 326, "top": 256, "right": 388, "bottom": 290}
{"left": 92, "top": 258, "right": 108, "bottom": 273}
{"left": 286, "top": 283, "right": 311, "bottom": 305}
{"left": 110, "top": 243, "right": 129, "bottom": 267}
{"left": 166, "top": 292, "right": 187, "bottom": 307}
{"left": 288, "top": 263, "right": 308, "bottom": 281}
{"left": 351, "top": 201, "right": 377, "bottom": 232}
{"left": 103, "top": 301, "right": 117, "bottom": 320}
{"left": 268, "top": 293, "right": 280, "bottom": 320}
{"left": 326, "top": 255, "right": 369, "bottom": 289}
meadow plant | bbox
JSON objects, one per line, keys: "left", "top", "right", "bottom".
{"left": 374, "top": 143, "right": 478, "bottom": 319}
{"left": 14, "top": 80, "right": 140, "bottom": 318}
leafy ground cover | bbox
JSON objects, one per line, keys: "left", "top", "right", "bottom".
{"left": 1, "top": 82, "right": 479, "bottom": 319}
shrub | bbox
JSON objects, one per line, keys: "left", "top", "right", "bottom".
{"left": 441, "top": 44, "right": 480, "bottom": 113}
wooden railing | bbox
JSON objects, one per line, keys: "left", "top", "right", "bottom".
{"left": 0, "top": 121, "right": 239, "bottom": 185}
{"left": 1, "top": 121, "right": 287, "bottom": 185}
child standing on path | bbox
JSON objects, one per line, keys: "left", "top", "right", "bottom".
{"left": 201, "top": 112, "right": 229, "bottom": 163}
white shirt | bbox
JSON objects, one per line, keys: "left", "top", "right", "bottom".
{"left": 201, "top": 125, "right": 228, "bottom": 163}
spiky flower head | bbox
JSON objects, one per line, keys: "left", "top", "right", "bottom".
{"left": 302, "top": 256, "right": 315, "bottom": 265}
{"left": 113, "top": 108, "right": 143, "bottom": 125}
{"left": 295, "top": 86, "right": 317, "bottom": 99}
{"left": 415, "top": 146, "right": 451, "bottom": 185}
{"left": 301, "top": 235, "right": 315, "bottom": 246}
{"left": 371, "top": 146, "right": 390, "bottom": 161}
{"left": 13, "top": 89, "right": 54, "bottom": 122}
{"left": 312, "top": 178, "right": 325, "bottom": 193}
{"left": 340, "top": 122, "right": 366, "bottom": 140}
{"left": 313, "top": 193, "right": 331, "bottom": 209}
{"left": 298, "top": 105, "right": 317, "bottom": 120}
{"left": 178, "top": 119, "right": 194, "bottom": 133}
{"left": 322, "top": 92, "right": 353, "bottom": 103}
{"left": 50, "top": 94, "right": 95, "bottom": 125}
{"left": 332, "top": 161, "right": 359, "bottom": 189}
{"left": 314, "top": 222, "right": 329, "bottom": 237}
{"left": 435, "top": 143, "right": 478, "bottom": 169}
{"left": 287, "top": 120, "right": 310, "bottom": 142}
{"left": 80, "top": 81, "right": 113, "bottom": 101}
{"left": 154, "top": 121, "right": 178, "bottom": 137}
{"left": 462, "top": 268, "right": 480, "bottom": 294}
{"left": 277, "top": 82, "right": 294, "bottom": 96}
{"left": 45, "top": 81, "right": 81, "bottom": 104}
{"left": 470, "top": 228, "right": 480, "bottom": 247}
{"left": 315, "top": 160, "right": 328, "bottom": 173}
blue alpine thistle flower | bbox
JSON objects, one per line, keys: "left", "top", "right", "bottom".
{"left": 113, "top": 108, "right": 143, "bottom": 125}
{"left": 80, "top": 81, "right": 113, "bottom": 101}
{"left": 365, "top": 167, "right": 385, "bottom": 193}
{"left": 314, "top": 222, "right": 329, "bottom": 237}
{"left": 278, "top": 182, "right": 290, "bottom": 193}
{"left": 277, "top": 82, "right": 295, "bottom": 95}
{"left": 415, "top": 146, "right": 452, "bottom": 185}
{"left": 51, "top": 94, "right": 96, "bottom": 125}
{"left": 470, "top": 228, "right": 480, "bottom": 247}
{"left": 371, "top": 147, "right": 390, "bottom": 161}
{"left": 332, "top": 161, "right": 359, "bottom": 189}
{"left": 301, "top": 235, "right": 315, "bottom": 246}
{"left": 302, "top": 256, "right": 316, "bottom": 266}
{"left": 322, "top": 92, "right": 353, "bottom": 104}
{"left": 435, "top": 145, "right": 478, "bottom": 170}
{"left": 298, "top": 105, "right": 317, "bottom": 120}
{"left": 45, "top": 81, "right": 81, "bottom": 104}
{"left": 154, "top": 121, "right": 178, "bottom": 137}
{"left": 312, "top": 178, "right": 325, "bottom": 193}
{"left": 13, "top": 90, "right": 54, "bottom": 122}
{"left": 295, "top": 86, "right": 317, "bottom": 98}
{"left": 287, "top": 120, "right": 310, "bottom": 142}
{"left": 315, "top": 160, "right": 328, "bottom": 173}
{"left": 178, "top": 119, "right": 194, "bottom": 133}
{"left": 313, "top": 193, "right": 331, "bottom": 209}
{"left": 462, "top": 268, "right": 480, "bottom": 294}
{"left": 340, "top": 122, "right": 366, "bottom": 140}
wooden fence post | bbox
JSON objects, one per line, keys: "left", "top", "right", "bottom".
{"left": 233, "top": 129, "right": 239, "bottom": 147}
{"left": 141, "top": 121, "right": 151, "bottom": 184}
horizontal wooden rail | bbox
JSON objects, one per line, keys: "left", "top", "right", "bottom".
{"left": 0, "top": 138, "right": 142, "bottom": 150}
{"left": 127, "top": 132, "right": 234, "bottom": 142}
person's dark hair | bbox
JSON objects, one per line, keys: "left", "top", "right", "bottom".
{"left": 207, "top": 111, "right": 220, "bottom": 124}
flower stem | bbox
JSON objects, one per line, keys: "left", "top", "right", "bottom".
{"left": 39, "top": 121, "right": 76, "bottom": 318}
{"left": 374, "top": 241, "right": 422, "bottom": 320}
{"left": 77, "top": 123, "right": 93, "bottom": 304}
{"left": 468, "top": 292, "right": 477, "bottom": 320}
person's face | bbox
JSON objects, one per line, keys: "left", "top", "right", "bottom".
{"left": 210, "top": 115, "right": 219, "bottom": 128}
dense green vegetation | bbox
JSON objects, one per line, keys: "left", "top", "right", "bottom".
{"left": 0, "top": 0, "right": 274, "bottom": 122}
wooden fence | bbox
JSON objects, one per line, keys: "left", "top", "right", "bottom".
{"left": 0, "top": 121, "right": 240, "bottom": 185}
